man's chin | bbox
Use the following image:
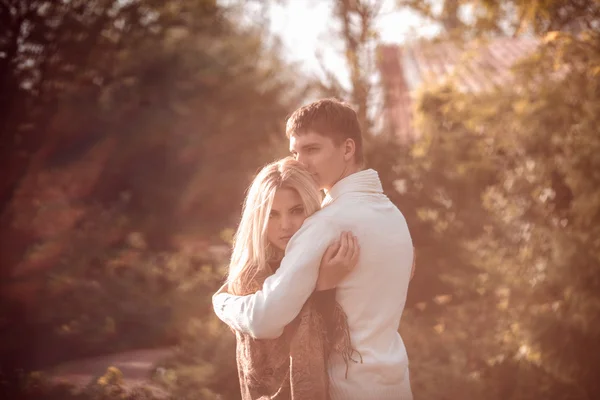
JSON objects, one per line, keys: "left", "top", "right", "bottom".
{"left": 310, "top": 174, "right": 321, "bottom": 187}
{"left": 313, "top": 176, "right": 329, "bottom": 191}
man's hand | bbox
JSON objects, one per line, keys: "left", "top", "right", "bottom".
{"left": 315, "top": 231, "right": 359, "bottom": 291}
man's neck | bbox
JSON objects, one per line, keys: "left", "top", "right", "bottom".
{"left": 324, "top": 164, "right": 362, "bottom": 192}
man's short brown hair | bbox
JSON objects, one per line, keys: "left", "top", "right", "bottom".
{"left": 285, "top": 98, "right": 364, "bottom": 166}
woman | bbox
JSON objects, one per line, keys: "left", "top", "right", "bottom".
{"left": 217, "top": 157, "right": 360, "bottom": 399}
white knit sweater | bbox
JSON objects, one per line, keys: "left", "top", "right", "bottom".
{"left": 213, "top": 169, "right": 414, "bottom": 400}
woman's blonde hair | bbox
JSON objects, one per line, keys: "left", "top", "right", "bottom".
{"left": 227, "top": 157, "right": 322, "bottom": 295}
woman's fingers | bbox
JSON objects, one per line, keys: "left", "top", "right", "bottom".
{"left": 350, "top": 235, "right": 360, "bottom": 265}
{"left": 345, "top": 233, "right": 357, "bottom": 261}
{"left": 336, "top": 231, "right": 350, "bottom": 259}
{"left": 328, "top": 232, "right": 358, "bottom": 264}
{"left": 335, "top": 232, "right": 358, "bottom": 267}
{"left": 323, "top": 239, "right": 341, "bottom": 262}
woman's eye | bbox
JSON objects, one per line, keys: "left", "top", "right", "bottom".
{"left": 292, "top": 208, "right": 304, "bottom": 215}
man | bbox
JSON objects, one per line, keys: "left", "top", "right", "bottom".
{"left": 213, "top": 98, "right": 414, "bottom": 399}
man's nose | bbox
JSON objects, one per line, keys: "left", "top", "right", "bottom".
{"left": 296, "top": 153, "right": 308, "bottom": 165}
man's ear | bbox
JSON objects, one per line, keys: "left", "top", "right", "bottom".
{"left": 343, "top": 138, "right": 356, "bottom": 162}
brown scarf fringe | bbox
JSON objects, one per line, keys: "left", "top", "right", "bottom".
{"left": 234, "top": 284, "right": 361, "bottom": 400}
{"left": 330, "top": 301, "right": 363, "bottom": 379}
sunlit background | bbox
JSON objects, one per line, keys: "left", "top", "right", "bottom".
{"left": 264, "top": 0, "right": 440, "bottom": 85}
{"left": 1, "top": 0, "right": 598, "bottom": 399}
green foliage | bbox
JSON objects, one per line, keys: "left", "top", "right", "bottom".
{"left": 154, "top": 316, "right": 239, "bottom": 399}
{"left": 0, "top": 2, "right": 303, "bottom": 397}
{"left": 394, "top": 25, "right": 600, "bottom": 400}
{"left": 397, "top": 0, "right": 600, "bottom": 38}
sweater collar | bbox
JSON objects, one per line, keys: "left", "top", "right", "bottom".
{"left": 322, "top": 169, "right": 383, "bottom": 207}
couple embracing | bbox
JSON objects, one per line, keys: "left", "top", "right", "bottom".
{"left": 213, "top": 98, "right": 414, "bottom": 400}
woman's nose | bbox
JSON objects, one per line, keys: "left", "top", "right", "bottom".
{"left": 280, "top": 215, "right": 292, "bottom": 231}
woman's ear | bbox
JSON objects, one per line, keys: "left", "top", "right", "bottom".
{"left": 343, "top": 138, "right": 356, "bottom": 162}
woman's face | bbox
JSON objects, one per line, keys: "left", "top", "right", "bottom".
{"left": 266, "top": 187, "right": 306, "bottom": 252}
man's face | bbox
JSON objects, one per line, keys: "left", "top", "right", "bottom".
{"left": 289, "top": 131, "right": 347, "bottom": 191}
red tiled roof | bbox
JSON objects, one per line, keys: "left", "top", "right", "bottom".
{"left": 379, "top": 37, "right": 539, "bottom": 141}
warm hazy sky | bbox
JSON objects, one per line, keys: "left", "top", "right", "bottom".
{"left": 223, "top": 0, "right": 441, "bottom": 89}
{"left": 267, "top": 0, "right": 439, "bottom": 87}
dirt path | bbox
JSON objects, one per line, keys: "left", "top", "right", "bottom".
{"left": 45, "top": 347, "right": 174, "bottom": 396}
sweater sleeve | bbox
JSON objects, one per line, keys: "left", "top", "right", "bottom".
{"left": 212, "top": 215, "right": 339, "bottom": 339}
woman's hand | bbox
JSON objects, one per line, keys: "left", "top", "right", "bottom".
{"left": 316, "top": 231, "right": 360, "bottom": 291}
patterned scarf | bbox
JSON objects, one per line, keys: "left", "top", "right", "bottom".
{"left": 234, "top": 262, "right": 360, "bottom": 400}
